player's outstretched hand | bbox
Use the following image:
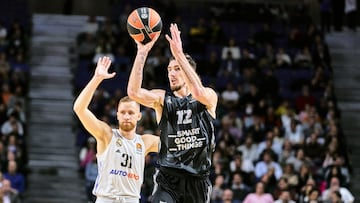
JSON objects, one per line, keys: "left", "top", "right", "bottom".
{"left": 95, "top": 56, "right": 115, "bottom": 79}
{"left": 166, "top": 23, "right": 183, "bottom": 56}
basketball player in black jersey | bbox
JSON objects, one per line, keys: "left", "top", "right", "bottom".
{"left": 128, "top": 23, "right": 218, "bottom": 203}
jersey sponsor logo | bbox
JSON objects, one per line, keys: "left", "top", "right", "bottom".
{"left": 109, "top": 169, "right": 140, "bottom": 180}
{"left": 168, "top": 127, "right": 205, "bottom": 151}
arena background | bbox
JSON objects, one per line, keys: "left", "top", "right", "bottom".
{"left": 0, "top": 0, "right": 359, "bottom": 202}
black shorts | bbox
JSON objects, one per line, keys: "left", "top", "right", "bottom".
{"left": 151, "top": 168, "right": 212, "bottom": 203}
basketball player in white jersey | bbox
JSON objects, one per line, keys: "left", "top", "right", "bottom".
{"left": 73, "top": 56, "right": 160, "bottom": 203}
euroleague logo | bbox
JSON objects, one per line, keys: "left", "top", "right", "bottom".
{"left": 139, "top": 11, "right": 152, "bottom": 33}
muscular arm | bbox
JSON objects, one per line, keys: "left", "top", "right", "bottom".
{"left": 141, "top": 134, "right": 160, "bottom": 155}
{"left": 127, "top": 39, "right": 165, "bottom": 121}
{"left": 73, "top": 57, "right": 114, "bottom": 154}
{"left": 177, "top": 53, "right": 218, "bottom": 116}
{"left": 166, "top": 24, "right": 218, "bottom": 117}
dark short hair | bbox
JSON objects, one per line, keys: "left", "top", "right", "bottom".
{"left": 170, "top": 53, "right": 197, "bottom": 70}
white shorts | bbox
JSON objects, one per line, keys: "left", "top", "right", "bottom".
{"left": 95, "top": 196, "right": 139, "bottom": 203}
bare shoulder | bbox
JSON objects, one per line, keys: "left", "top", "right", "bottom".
{"left": 141, "top": 134, "right": 159, "bottom": 142}
{"left": 141, "top": 134, "right": 160, "bottom": 154}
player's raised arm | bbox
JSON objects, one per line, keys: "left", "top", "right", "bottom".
{"left": 166, "top": 23, "right": 218, "bottom": 117}
{"left": 73, "top": 57, "right": 114, "bottom": 152}
{"left": 127, "top": 37, "right": 165, "bottom": 113}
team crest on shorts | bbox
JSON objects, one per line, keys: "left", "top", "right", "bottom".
{"left": 116, "top": 138, "right": 122, "bottom": 147}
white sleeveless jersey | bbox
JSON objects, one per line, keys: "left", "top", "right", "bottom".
{"left": 93, "top": 129, "right": 145, "bottom": 199}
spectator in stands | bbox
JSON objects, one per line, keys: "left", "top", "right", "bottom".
{"left": 211, "top": 174, "right": 226, "bottom": 202}
{"left": 242, "top": 181, "right": 274, "bottom": 203}
{"left": 85, "top": 155, "right": 97, "bottom": 203}
{"left": 329, "top": 190, "right": 344, "bottom": 203}
{"left": 218, "top": 51, "right": 240, "bottom": 79}
{"left": 10, "top": 53, "right": 30, "bottom": 73}
{"left": 4, "top": 160, "right": 25, "bottom": 194}
{"left": 278, "top": 139, "right": 295, "bottom": 165}
{"left": 273, "top": 177, "right": 293, "bottom": 200}
{"left": 237, "top": 136, "right": 259, "bottom": 163}
{"left": 221, "top": 38, "right": 241, "bottom": 61}
{"left": 238, "top": 48, "right": 256, "bottom": 70}
{"left": 7, "top": 25, "right": 27, "bottom": 58}
{"left": 281, "top": 163, "right": 299, "bottom": 188}
{"left": 1, "top": 178, "right": 21, "bottom": 203}
{"left": 1, "top": 84, "right": 13, "bottom": 107}
{"left": 255, "top": 150, "right": 283, "bottom": 180}
{"left": 0, "top": 53, "right": 10, "bottom": 80}
{"left": 92, "top": 37, "right": 115, "bottom": 65}
{"left": 230, "top": 172, "right": 251, "bottom": 202}
{"left": 305, "top": 188, "right": 322, "bottom": 203}
{"left": 257, "top": 130, "right": 282, "bottom": 157}
{"left": 322, "top": 177, "right": 354, "bottom": 203}
{"left": 79, "top": 136, "right": 96, "bottom": 172}
{"left": 287, "top": 148, "right": 311, "bottom": 173}
{"left": 7, "top": 87, "right": 26, "bottom": 119}
{"left": 229, "top": 151, "right": 255, "bottom": 175}
{"left": 345, "top": 0, "right": 357, "bottom": 32}
{"left": 221, "top": 188, "right": 241, "bottom": 203}
{"left": 274, "top": 189, "right": 296, "bottom": 203}
{"left": 0, "top": 22, "right": 7, "bottom": 47}
{"left": 82, "top": 15, "right": 99, "bottom": 35}
{"left": 294, "top": 46, "right": 313, "bottom": 68}
{"left": 304, "top": 132, "right": 325, "bottom": 165}
{"left": 284, "top": 119, "right": 305, "bottom": 147}
{"left": 276, "top": 48, "right": 292, "bottom": 67}
{"left": 1, "top": 111, "right": 24, "bottom": 137}
{"left": 77, "top": 33, "right": 97, "bottom": 60}
{"left": 312, "top": 35, "right": 331, "bottom": 67}
{"left": 246, "top": 114, "right": 266, "bottom": 143}
{"left": 221, "top": 82, "right": 240, "bottom": 109}
{"left": 299, "top": 178, "right": 317, "bottom": 203}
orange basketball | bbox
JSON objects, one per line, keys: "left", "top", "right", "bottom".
{"left": 127, "top": 7, "right": 162, "bottom": 44}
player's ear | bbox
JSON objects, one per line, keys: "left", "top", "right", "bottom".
{"left": 137, "top": 112, "right": 142, "bottom": 121}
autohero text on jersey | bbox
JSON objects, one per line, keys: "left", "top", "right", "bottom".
{"left": 109, "top": 169, "right": 140, "bottom": 180}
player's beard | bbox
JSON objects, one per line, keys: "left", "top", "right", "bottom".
{"left": 171, "top": 82, "right": 185, "bottom": 92}
{"left": 120, "top": 122, "right": 135, "bottom": 132}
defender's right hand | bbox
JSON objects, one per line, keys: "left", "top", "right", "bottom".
{"left": 94, "top": 56, "right": 115, "bottom": 79}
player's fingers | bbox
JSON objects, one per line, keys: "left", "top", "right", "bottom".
{"left": 165, "top": 34, "right": 172, "bottom": 43}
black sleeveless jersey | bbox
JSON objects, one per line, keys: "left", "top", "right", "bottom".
{"left": 158, "top": 92, "right": 216, "bottom": 177}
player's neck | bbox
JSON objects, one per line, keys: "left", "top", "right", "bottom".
{"left": 174, "top": 86, "right": 190, "bottom": 98}
{"left": 118, "top": 129, "right": 136, "bottom": 140}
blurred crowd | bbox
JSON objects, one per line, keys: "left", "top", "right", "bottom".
{"left": 73, "top": 1, "right": 354, "bottom": 203}
{"left": 0, "top": 5, "right": 31, "bottom": 203}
